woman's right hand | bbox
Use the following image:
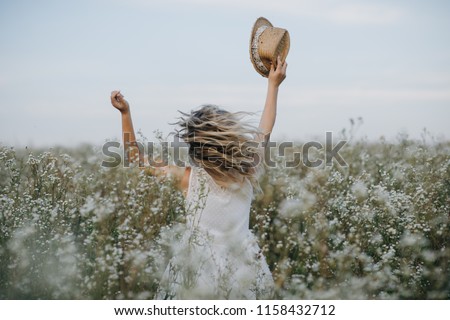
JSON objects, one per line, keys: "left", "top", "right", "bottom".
{"left": 111, "top": 90, "right": 130, "bottom": 114}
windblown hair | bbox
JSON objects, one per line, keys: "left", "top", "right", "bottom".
{"left": 175, "top": 105, "right": 262, "bottom": 190}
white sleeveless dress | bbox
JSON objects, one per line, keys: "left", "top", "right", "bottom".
{"left": 155, "top": 166, "right": 274, "bottom": 299}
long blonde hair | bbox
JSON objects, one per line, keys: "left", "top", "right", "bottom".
{"left": 175, "top": 105, "right": 262, "bottom": 190}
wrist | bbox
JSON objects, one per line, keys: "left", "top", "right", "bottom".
{"left": 268, "top": 82, "right": 279, "bottom": 90}
{"left": 120, "top": 109, "right": 130, "bottom": 116}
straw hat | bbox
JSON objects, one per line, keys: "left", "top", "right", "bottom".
{"left": 250, "top": 17, "right": 290, "bottom": 77}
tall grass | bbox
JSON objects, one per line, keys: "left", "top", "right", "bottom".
{"left": 0, "top": 133, "right": 449, "bottom": 299}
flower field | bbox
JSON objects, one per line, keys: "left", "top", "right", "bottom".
{"left": 0, "top": 133, "right": 449, "bottom": 299}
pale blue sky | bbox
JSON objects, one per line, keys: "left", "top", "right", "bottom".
{"left": 1, "top": 0, "right": 449, "bottom": 147}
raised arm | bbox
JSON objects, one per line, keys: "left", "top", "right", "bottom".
{"left": 110, "top": 91, "right": 143, "bottom": 166}
{"left": 257, "top": 56, "right": 288, "bottom": 143}
{"left": 110, "top": 90, "right": 190, "bottom": 192}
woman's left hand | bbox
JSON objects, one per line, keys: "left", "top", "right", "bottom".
{"left": 268, "top": 56, "right": 288, "bottom": 88}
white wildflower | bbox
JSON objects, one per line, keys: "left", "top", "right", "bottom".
{"left": 351, "top": 181, "right": 368, "bottom": 199}
{"left": 279, "top": 191, "right": 316, "bottom": 219}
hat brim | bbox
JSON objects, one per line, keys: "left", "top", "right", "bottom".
{"left": 249, "top": 17, "right": 273, "bottom": 77}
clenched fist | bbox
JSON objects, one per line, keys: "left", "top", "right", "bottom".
{"left": 110, "top": 90, "right": 130, "bottom": 114}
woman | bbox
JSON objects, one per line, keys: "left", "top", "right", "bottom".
{"left": 110, "top": 57, "right": 287, "bottom": 299}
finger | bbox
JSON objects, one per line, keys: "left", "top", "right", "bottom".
{"left": 276, "top": 56, "right": 282, "bottom": 70}
{"left": 117, "top": 93, "right": 125, "bottom": 102}
{"left": 282, "top": 61, "right": 288, "bottom": 73}
{"left": 111, "top": 91, "right": 119, "bottom": 104}
{"left": 112, "top": 91, "right": 123, "bottom": 102}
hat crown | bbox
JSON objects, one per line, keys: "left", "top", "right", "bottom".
{"left": 258, "top": 27, "right": 290, "bottom": 69}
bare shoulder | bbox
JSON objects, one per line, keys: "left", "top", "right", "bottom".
{"left": 167, "top": 166, "right": 190, "bottom": 193}
{"left": 179, "top": 166, "right": 191, "bottom": 192}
